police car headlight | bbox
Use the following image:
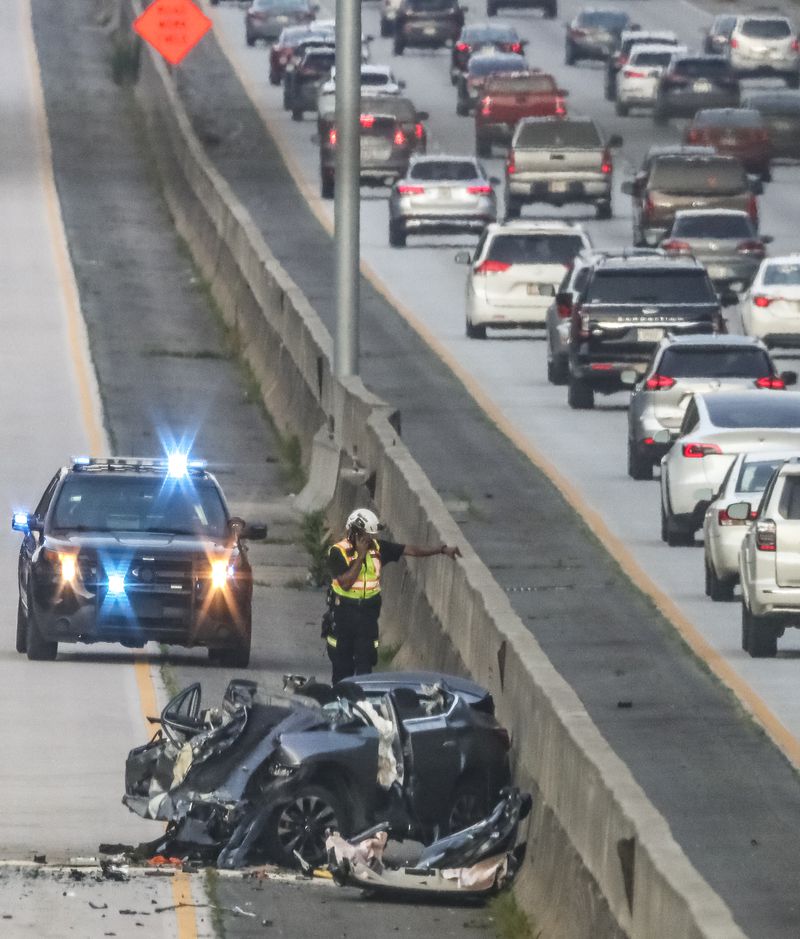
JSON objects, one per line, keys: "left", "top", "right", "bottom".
{"left": 211, "top": 559, "right": 234, "bottom": 590}
{"left": 60, "top": 553, "right": 77, "bottom": 584}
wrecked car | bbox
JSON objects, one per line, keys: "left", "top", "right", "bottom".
{"left": 123, "top": 671, "right": 512, "bottom": 868}
{"left": 326, "top": 786, "right": 531, "bottom": 897}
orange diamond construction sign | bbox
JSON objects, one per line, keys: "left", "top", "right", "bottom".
{"left": 133, "top": 0, "right": 212, "bottom": 66}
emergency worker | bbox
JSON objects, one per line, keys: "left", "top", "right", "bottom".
{"left": 325, "top": 508, "right": 461, "bottom": 683}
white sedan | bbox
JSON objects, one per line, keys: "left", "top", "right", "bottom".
{"left": 616, "top": 44, "right": 687, "bottom": 116}
{"left": 742, "top": 255, "right": 800, "bottom": 348}
{"left": 457, "top": 220, "right": 591, "bottom": 339}
{"left": 319, "top": 65, "right": 405, "bottom": 98}
{"left": 660, "top": 390, "right": 800, "bottom": 546}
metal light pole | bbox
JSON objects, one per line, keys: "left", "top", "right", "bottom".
{"left": 334, "top": 0, "right": 361, "bottom": 379}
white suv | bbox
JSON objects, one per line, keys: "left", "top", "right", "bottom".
{"left": 737, "top": 458, "right": 800, "bottom": 656}
{"left": 457, "top": 220, "right": 591, "bottom": 338}
{"left": 728, "top": 14, "right": 800, "bottom": 87}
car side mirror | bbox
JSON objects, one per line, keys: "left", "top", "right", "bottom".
{"left": 727, "top": 501, "right": 752, "bottom": 521}
{"left": 460, "top": 4, "right": 469, "bottom": 10}
{"left": 620, "top": 180, "right": 634, "bottom": 195}
{"left": 489, "top": 176, "right": 500, "bottom": 185}
{"left": 416, "top": 110, "right": 429, "bottom": 121}
{"left": 781, "top": 370, "right": 798, "bottom": 387}
{"left": 608, "top": 134, "right": 623, "bottom": 149}
{"left": 762, "top": 234, "right": 774, "bottom": 244}
{"left": 229, "top": 517, "right": 268, "bottom": 540}
{"left": 620, "top": 369, "right": 638, "bottom": 386}
{"left": 630, "top": 23, "right": 641, "bottom": 31}
{"left": 365, "top": 34, "right": 375, "bottom": 42}
{"left": 748, "top": 176, "right": 764, "bottom": 195}
{"left": 399, "top": 79, "right": 406, "bottom": 88}
{"left": 454, "top": 250, "right": 472, "bottom": 264}
{"left": 558, "top": 88, "right": 569, "bottom": 97}
{"left": 720, "top": 289, "right": 739, "bottom": 307}
{"left": 653, "top": 429, "right": 671, "bottom": 444}
{"left": 555, "top": 290, "right": 572, "bottom": 308}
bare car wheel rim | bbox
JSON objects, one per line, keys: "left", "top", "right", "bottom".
{"left": 276, "top": 795, "right": 339, "bottom": 860}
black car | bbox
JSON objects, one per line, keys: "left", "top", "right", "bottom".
{"left": 565, "top": 8, "right": 632, "bottom": 66}
{"left": 283, "top": 45, "right": 335, "bottom": 119}
{"left": 487, "top": 0, "right": 555, "bottom": 19}
{"left": 123, "top": 672, "right": 512, "bottom": 868}
{"left": 743, "top": 91, "right": 800, "bottom": 160}
{"left": 654, "top": 56, "right": 740, "bottom": 124}
{"left": 456, "top": 51, "right": 527, "bottom": 116}
{"left": 451, "top": 22, "right": 524, "bottom": 83}
{"left": 393, "top": 0, "right": 465, "bottom": 55}
{"left": 703, "top": 14, "right": 736, "bottom": 56}
{"left": 562, "top": 255, "right": 733, "bottom": 409}
{"left": 12, "top": 456, "right": 266, "bottom": 664}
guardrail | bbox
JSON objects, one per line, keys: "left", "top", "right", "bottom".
{"left": 124, "top": 5, "right": 745, "bottom": 935}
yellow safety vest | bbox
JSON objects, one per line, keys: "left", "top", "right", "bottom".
{"left": 331, "top": 539, "right": 382, "bottom": 600}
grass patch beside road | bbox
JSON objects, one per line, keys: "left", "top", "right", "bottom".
{"left": 489, "top": 893, "right": 538, "bottom": 939}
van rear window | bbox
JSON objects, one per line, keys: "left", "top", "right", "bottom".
{"left": 515, "top": 121, "right": 600, "bottom": 147}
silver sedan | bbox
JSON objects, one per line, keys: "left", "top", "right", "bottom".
{"left": 388, "top": 156, "right": 497, "bottom": 247}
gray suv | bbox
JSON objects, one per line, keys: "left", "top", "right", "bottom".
{"left": 626, "top": 335, "right": 793, "bottom": 479}
{"left": 728, "top": 14, "right": 800, "bottom": 87}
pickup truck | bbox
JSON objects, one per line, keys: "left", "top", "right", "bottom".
{"left": 504, "top": 116, "right": 621, "bottom": 220}
{"left": 474, "top": 71, "right": 566, "bottom": 157}
{"left": 563, "top": 255, "right": 734, "bottom": 409}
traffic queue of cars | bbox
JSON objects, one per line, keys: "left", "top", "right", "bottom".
{"left": 234, "top": 0, "right": 800, "bottom": 664}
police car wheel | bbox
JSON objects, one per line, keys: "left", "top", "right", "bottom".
{"left": 16, "top": 597, "right": 27, "bottom": 654}
{"left": 209, "top": 640, "right": 251, "bottom": 669}
{"left": 25, "top": 594, "right": 58, "bottom": 661}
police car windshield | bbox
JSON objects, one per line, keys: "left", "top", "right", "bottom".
{"left": 50, "top": 475, "right": 229, "bottom": 538}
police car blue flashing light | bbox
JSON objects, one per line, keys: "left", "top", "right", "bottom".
{"left": 12, "top": 512, "right": 29, "bottom": 533}
{"left": 107, "top": 573, "right": 126, "bottom": 597}
{"left": 167, "top": 452, "right": 190, "bottom": 479}
{"left": 73, "top": 456, "right": 91, "bottom": 466}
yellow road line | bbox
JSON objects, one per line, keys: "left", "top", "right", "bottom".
{"left": 207, "top": 8, "right": 800, "bottom": 770}
{"left": 22, "top": 2, "right": 200, "bottom": 934}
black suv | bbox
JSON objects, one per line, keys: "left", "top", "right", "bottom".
{"left": 562, "top": 256, "right": 733, "bottom": 409}
{"left": 12, "top": 457, "right": 266, "bottom": 664}
{"left": 654, "top": 55, "right": 740, "bottom": 123}
{"left": 283, "top": 45, "right": 335, "bottom": 120}
{"left": 393, "top": 0, "right": 465, "bottom": 55}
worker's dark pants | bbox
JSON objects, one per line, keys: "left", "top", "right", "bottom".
{"left": 327, "top": 599, "right": 380, "bottom": 685}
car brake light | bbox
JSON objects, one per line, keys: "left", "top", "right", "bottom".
{"left": 415, "top": 122, "right": 424, "bottom": 139}
{"left": 509, "top": 42, "right": 522, "bottom": 54}
{"left": 643, "top": 193, "right": 655, "bottom": 219}
{"left": 661, "top": 239, "right": 692, "bottom": 255}
{"left": 360, "top": 114, "right": 375, "bottom": 128}
{"left": 506, "top": 154, "right": 516, "bottom": 174}
{"left": 481, "top": 96, "right": 492, "bottom": 116}
{"left": 397, "top": 184, "right": 425, "bottom": 194}
{"left": 475, "top": 259, "right": 511, "bottom": 274}
{"left": 557, "top": 299, "right": 571, "bottom": 319}
{"left": 467, "top": 184, "right": 492, "bottom": 194}
{"left": 737, "top": 240, "right": 765, "bottom": 256}
{"left": 328, "top": 128, "right": 337, "bottom": 145}
{"left": 755, "top": 375, "right": 785, "bottom": 389}
{"left": 394, "top": 129, "right": 406, "bottom": 146}
{"left": 645, "top": 374, "right": 676, "bottom": 390}
{"left": 555, "top": 97, "right": 566, "bottom": 117}
{"left": 455, "top": 41, "right": 470, "bottom": 52}
{"left": 747, "top": 193, "right": 758, "bottom": 224}
{"left": 570, "top": 304, "right": 590, "bottom": 341}
{"left": 616, "top": 53, "right": 628, "bottom": 67}
{"left": 685, "top": 128, "right": 701, "bottom": 144}
{"left": 753, "top": 295, "right": 773, "bottom": 308}
{"left": 682, "top": 442, "right": 722, "bottom": 458}
{"left": 756, "top": 518, "right": 777, "bottom": 551}
{"left": 730, "top": 37, "right": 738, "bottom": 49}
{"left": 601, "top": 149, "right": 612, "bottom": 174}
{"left": 623, "top": 68, "right": 647, "bottom": 79}
{"left": 793, "top": 38, "right": 800, "bottom": 52}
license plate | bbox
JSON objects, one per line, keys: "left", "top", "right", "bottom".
{"left": 527, "top": 284, "right": 548, "bottom": 296}
{"left": 638, "top": 328, "right": 664, "bottom": 342}
{"left": 550, "top": 181, "right": 568, "bottom": 193}
{"left": 693, "top": 79, "right": 712, "bottom": 93}
{"left": 276, "top": 15, "right": 289, "bottom": 23}
{"left": 707, "top": 265, "right": 728, "bottom": 279}
{"left": 424, "top": 25, "right": 437, "bottom": 35}
{"left": 361, "top": 146, "right": 390, "bottom": 160}
{"left": 770, "top": 49, "right": 784, "bottom": 59}
{"left": 720, "top": 135, "right": 736, "bottom": 146}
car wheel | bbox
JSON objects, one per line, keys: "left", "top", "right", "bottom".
{"left": 547, "top": 354, "right": 568, "bottom": 385}
{"left": 665, "top": 512, "right": 694, "bottom": 547}
{"left": 380, "top": 17, "right": 393, "bottom": 38}
{"left": 389, "top": 219, "right": 407, "bottom": 247}
{"left": 268, "top": 785, "right": 349, "bottom": 868}
{"left": 246, "top": 33, "right": 256, "bottom": 48}
{"left": 746, "top": 607, "right": 778, "bottom": 658}
{"left": 291, "top": 108, "right": 303, "bottom": 122}
{"left": 786, "top": 72, "right": 800, "bottom": 90}
{"left": 741, "top": 601, "right": 752, "bottom": 651}
{"left": 567, "top": 376, "right": 594, "bottom": 409}
{"left": 615, "top": 101, "right": 629, "bottom": 117}
{"left": 25, "top": 595, "right": 57, "bottom": 662}
{"left": 627, "top": 440, "right": 653, "bottom": 481}
{"left": 595, "top": 200, "right": 612, "bottom": 221}
{"left": 446, "top": 777, "right": 488, "bottom": 833}
{"left": 209, "top": 637, "right": 251, "bottom": 668}
{"left": 321, "top": 171, "right": 334, "bottom": 200}
{"left": 269, "top": 71, "right": 281, "bottom": 87}
{"left": 707, "top": 560, "right": 735, "bottom": 602}
{"left": 761, "top": 166, "right": 773, "bottom": 184}
{"left": 505, "top": 196, "right": 521, "bottom": 220}
{"left": 16, "top": 596, "right": 27, "bottom": 654}
{"left": 466, "top": 318, "right": 487, "bottom": 339}
{"left": 393, "top": 38, "right": 405, "bottom": 55}
{"left": 660, "top": 501, "right": 669, "bottom": 543}
{"left": 456, "top": 99, "right": 469, "bottom": 117}
{"left": 475, "top": 134, "right": 491, "bottom": 158}
{"left": 565, "top": 43, "right": 575, "bottom": 66}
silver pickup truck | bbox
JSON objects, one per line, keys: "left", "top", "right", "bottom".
{"left": 504, "top": 116, "right": 622, "bottom": 220}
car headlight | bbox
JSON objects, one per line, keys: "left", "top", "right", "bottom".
{"left": 60, "top": 553, "right": 77, "bottom": 584}
{"left": 268, "top": 759, "right": 298, "bottom": 777}
{"left": 211, "top": 559, "right": 235, "bottom": 590}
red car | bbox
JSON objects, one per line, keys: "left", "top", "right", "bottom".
{"left": 475, "top": 71, "right": 567, "bottom": 157}
{"left": 684, "top": 108, "right": 773, "bottom": 181}
{"left": 269, "top": 24, "right": 334, "bottom": 85}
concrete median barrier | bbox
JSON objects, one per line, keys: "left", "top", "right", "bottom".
{"left": 125, "top": 5, "right": 745, "bottom": 935}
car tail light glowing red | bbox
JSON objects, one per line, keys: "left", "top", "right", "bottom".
{"left": 755, "top": 375, "right": 785, "bottom": 389}
{"left": 393, "top": 129, "right": 407, "bottom": 146}
{"left": 455, "top": 41, "right": 470, "bottom": 52}
{"left": 481, "top": 96, "right": 492, "bottom": 116}
{"left": 685, "top": 128, "right": 701, "bottom": 144}
{"left": 756, "top": 519, "right": 777, "bottom": 551}
{"left": 747, "top": 193, "right": 758, "bottom": 224}
{"left": 475, "top": 259, "right": 511, "bottom": 274}
{"left": 643, "top": 193, "right": 655, "bottom": 219}
{"left": 360, "top": 114, "right": 375, "bottom": 128}
{"left": 753, "top": 295, "right": 773, "bottom": 308}
{"left": 730, "top": 37, "right": 738, "bottom": 49}
{"left": 415, "top": 122, "right": 424, "bottom": 139}
{"left": 555, "top": 97, "right": 566, "bottom": 117}
{"left": 506, "top": 154, "right": 516, "bottom": 174}
{"left": 623, "top": 68, "right": 647, "bottom": 79}
{"left": 509, "top": 42, "right": 522, "bottom": 54}
{"left": 682, "top": 442, "right": 722, "bottom": 459}
{"left": 590, "top": 363, "right": 614, "bottom": 370}
{"left": 397, "top": 184, "right": 425, "bottom": 194}
{"left": 793, "top": 38, "right": 800, "bottom": 52}
{"left": 662, "top": 239, "right": 692, "bottom": 255}
{"left": 645, "top": 374, "right": 676, "bottom": 390}
{"left": 328, "top": 128, "right": 337, "bottom": 145}
{"left": 737, "top": 240, "right": 765, "bottom": 256}
{"left": 601, "top": 149, "right": 612, "bottom": 174}
{"left": 557, "top": 299, "right": 571, "bottom": 319}
{"left": 467, "top": 184, "right": 492, "bottom": 194}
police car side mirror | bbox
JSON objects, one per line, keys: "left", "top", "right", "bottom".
{"left": 230, "top": 517, "right": 268, "bottom": 540}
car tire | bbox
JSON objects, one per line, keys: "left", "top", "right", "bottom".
{"left": 446, "top": 776, "right": 489, "bottom": 833}
{"left": 466, "top": 318, "right": 487, "bottom": 339}
{"left": 393, "top": 37, "right": 405, "bottom": 55}
{"left": 627, "top": 440, "right": 653, "bottom": 481}
{"left": 246, "top": 33, "right": 256, "bottom": 48}
{"left": 321, "top": 171, "right": 334, "bottom": 200}
{"left": 291, "top": 108, "right": 303, "bottom": 122}
{"left": 595, "top": 200, "right": 612, "bottom": 220}
{"left": 380, "top": 17, "right": 393, "bottom": 38}
{"left": 269, "top": 71, "right": 281, "bottom": 87}
{"left": 706, "top": 559, "right": 734, "bottom": 602}
{"left": 604, "top": 76, "right": 615, "bottom": 101}
{"left": 761, "top": 166, "right": 772, "bottom": 183}
{"left": 456, "top": 99, "right": 469, "bottom": 117}
{"left": 267, "top": 784, "right": 350, "bottom": 868}
{"left": 615, "top": 100, "right": 629, "bottom": 117}
{"left": 786, "top": 72, "right": 800, "bottom": 90}
{"left": 567, "top": 377, "right": 594, "bottom": 409}
{"left": 389, "top": 219, "right": 407, "bottom": 247}
{"left": 660, "top": 501, "right": 669, "bottom": 543}
{"left": 475, "top": 134, "right": 491, "bottom": 158}
{"left": 565, "top": 44, "right": 575, "bottom": 67}
{"left": 25, "top": 595, "right": 57, "bottom": 662}
{"left": 741, "top": 601, "right": 752, "bottom": 651}
{"left": 745, "top": 606, "right": 778, "bottom": 657}
{"left": 209, "top": 639, "right": 251, "bottom": 669}
{"left": 665, "top": 511, "right": 694, "bottom": 547}
{"left": 504, "top": 197, "right": 521, "bottom": 220}
{"left": 16, "top": 597, "right": 27, "bottom": 654}
{"left": 547, "top": 354, "right": 569, "bottom": 385}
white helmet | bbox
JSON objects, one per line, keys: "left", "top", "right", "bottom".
{"left": 346, "top": 507, "right": 382, "bottom": 535}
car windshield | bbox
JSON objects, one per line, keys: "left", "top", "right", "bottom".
{"left": 361, "top": 72, "right": 391, "bottom": 85}
{"left": 486, "top": 74, "right": 556, "bottom": 93}
{"left": 740, "top": 19, "right": 792, "bottom": 40}
{"left": 695, "top": 110, "right": 762, "bottom": 128}
{"left": 659, "top": 346, "right": 771, "bottom": 379}
{"left": 632, "top": 51, "right": 674, "bottom": 67}
{"left": 516, "top": 121, "right": 600, "bottom": 148}
{"left": 408, "top": 0, "right": 455, "bottom": 10}
{"left": 50, "top": 475, "right": 229, "bottom": 538}
{"left": 763, "top": 263, "right": 800, "bottom": 286}
{"left": 305, "top": 52, "right": 335, "bottom": 69}
{"left": 486, "top": 234, "right": 585, "bottom": 265}
{"left": 673, "top": 59, "right": 731, "bottom": 77}
{"left": 751, "top": 97, "right": 800, "bottom": 116}
{"left": 672, "top": 214, "right": 754, "bottom": 238}
{"left": 737, "top": 458, "right": 785, "bottom": 494}
{"left": 577, "top": 12, "right": 628, "bottom": 30}
{"left": 357, "top": 97, "right": 416, "bottom": 121}
{"left": 705, "top": 396, "right": 800, "bottom": 428}
{"left": 465, "top": 26, "right": 516, "bottom": 42}
{"left": 469, "top": 56, "right": 524, "bottom": 76}
{"left": 410, "top": 160, "right": 479, "bottom": 180}
{"left": 254, "top": 0, "right": 309, "bottom": 9}
{"left": 623, "top": 36, "right": 677, "bottom": 54}
{"left": 649, "top": 158, "right": 746, "bottom": 195}
{"left": 585, "top": 270, "right": 717, "bottom": 303}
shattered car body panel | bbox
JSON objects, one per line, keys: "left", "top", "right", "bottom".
{"left": 123, "top": 673, "right": 512, "bottom": 868}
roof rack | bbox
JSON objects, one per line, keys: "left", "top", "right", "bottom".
{"left": 69, "top": 456, "right": 208, "bottom": 476}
